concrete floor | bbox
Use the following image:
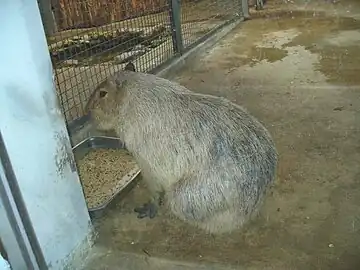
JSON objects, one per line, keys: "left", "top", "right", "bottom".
{"left": 83, "top": 0, "right": 360, "bottom": 269}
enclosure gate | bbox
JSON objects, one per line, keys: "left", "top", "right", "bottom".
{"left": 37, "top": 0, "right": 246, "bottom": 130}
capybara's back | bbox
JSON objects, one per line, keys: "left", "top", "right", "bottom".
{"left": 86, "top": 63, "right": 278, "bottom": 234}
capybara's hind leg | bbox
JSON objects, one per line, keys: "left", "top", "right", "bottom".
{"left": 167, "top": 175, "right": 256, "bottom": 234}
{"left": 167, "top": 176, "right": 240, "bottom": 232}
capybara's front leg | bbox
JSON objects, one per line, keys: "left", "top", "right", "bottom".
{"left": 134, "top": 201, "right": 158, "bottom": 219}
{"left": 134, "top": 190, "right": 165, "bottom": 219}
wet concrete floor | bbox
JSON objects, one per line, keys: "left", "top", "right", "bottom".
{"left": 84, "top": 0, "right": 360, "bottom": 269}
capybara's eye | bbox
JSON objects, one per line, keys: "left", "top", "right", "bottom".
{"left": 99, "top": 90, "right": 107, "bottom": 98}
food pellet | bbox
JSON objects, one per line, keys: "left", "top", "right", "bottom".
{"left": 77, "top": 148, "right": 138, "bottom": 209}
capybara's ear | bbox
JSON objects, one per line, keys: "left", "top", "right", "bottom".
{"left": 124, "top": 62, "right": 136, "bottom": 72}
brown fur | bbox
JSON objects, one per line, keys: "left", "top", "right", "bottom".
{"left": 85, "top": 63, "right": 278, "bottom": 234}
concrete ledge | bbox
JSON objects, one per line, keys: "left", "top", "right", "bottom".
{"left": 83, "top": 248, "right": 240, "bottom": 270}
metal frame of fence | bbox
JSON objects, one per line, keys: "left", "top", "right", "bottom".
{"left": 37, "top": 0, "right": 247, "bottom": 131}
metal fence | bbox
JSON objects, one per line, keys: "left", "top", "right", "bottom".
{"left": 37, "top": 0, "right": 245, "bottom": 127}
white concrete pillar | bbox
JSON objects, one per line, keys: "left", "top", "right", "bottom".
{"left": 0, "top": 0, "right": 93, "bottom": 269}
{"left": 0, "top": 253, "right": 10, "bottom": 270}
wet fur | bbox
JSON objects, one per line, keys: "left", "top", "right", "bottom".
{"left": 85, "top": 63, "right": 278, "bottom": 234}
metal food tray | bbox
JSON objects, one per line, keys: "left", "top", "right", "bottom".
{"left": 72, "top": 136, "right": 141, "bottom": 218}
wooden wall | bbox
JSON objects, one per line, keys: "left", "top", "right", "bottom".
{"left": 52, "top": 0, "right": 169, "bottom": 31}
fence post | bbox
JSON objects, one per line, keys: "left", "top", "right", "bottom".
{"left": 37, "top": 0, "right": 58, "bottom": 36}
{"left": 241, "top": 0, "right": 250, "bottom": 20}
{"left": 168, "top": 0, "right": 184, "bottom": 54}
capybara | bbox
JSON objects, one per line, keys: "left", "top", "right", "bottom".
{"left": 85, "top": 62, "right": 277, "bottom": 234}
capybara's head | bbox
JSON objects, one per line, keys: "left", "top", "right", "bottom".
{"left": 85, "top": 62, "right": 136, "bottom": 131}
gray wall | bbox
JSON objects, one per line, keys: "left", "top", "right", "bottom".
{"left": 0, "top": 0, "right": 93, "bottom": 269}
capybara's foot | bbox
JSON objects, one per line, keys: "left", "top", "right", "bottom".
{"left": 134, "top": 202, "right": 158, "bottom": 219}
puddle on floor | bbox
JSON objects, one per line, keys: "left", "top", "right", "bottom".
{"left": 279, "top": 14, "right": 360, "bottom": 85}
{"left": 210, "top": 9, "right": 360, "bottom": 85}
{"left": 248, "top": 46, "right": 288, "bottom": 65}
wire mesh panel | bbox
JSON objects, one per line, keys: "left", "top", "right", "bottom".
{"left": 180, "top": 0, "right": 242, "bottom": 48}
{"left": 37, "top": 0, "right": 243, "bottom": 126}
{"left": 38, "top": 0, "right": 174, "bottom": 124}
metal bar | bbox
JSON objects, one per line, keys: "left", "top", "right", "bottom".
{"left": 242, "top": 0, "right": 250, "bottom": 19}
{"left": 180, "top": 17, "right": 240, "bottom": 56}
{"left": 0, "top": 178, "right": 35, "bottom": 270}
{"left": 36, "top": 0, "right": 57, "bottom": 36}
{"left": 168, "top": 0, "right": 184, "bottom": 54}
{"left": 0, "top": 132, "right": 48, "bottom": 270}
